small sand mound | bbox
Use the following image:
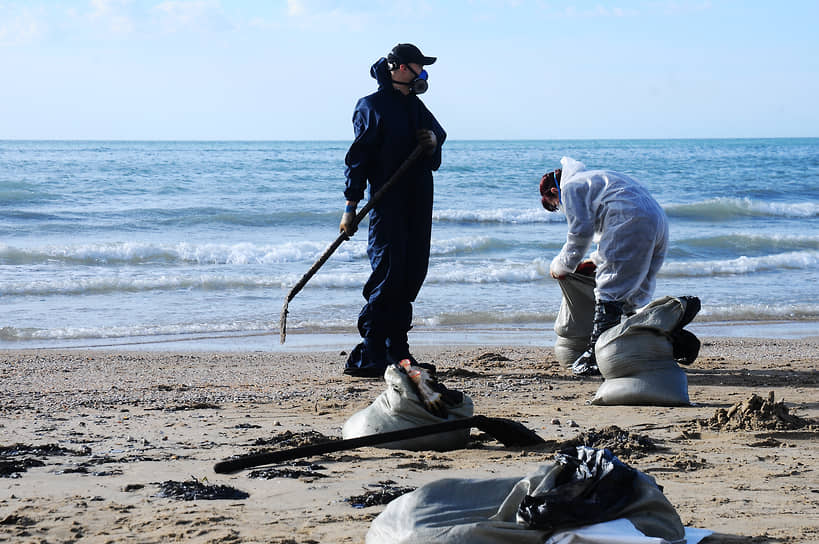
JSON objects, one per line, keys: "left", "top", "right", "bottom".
{"left": 664, "top": 452, "right": 709, "bottom": 472}
{"left": 475, "top": 352, "right": 511, "bottom": 363}
{"left": 554, "top": 425, "right": 657, "bottom": 459}
{"left": 438, "top": 368, "right": 484, "bottom": 379}
{"left": 703, "top": 391, "right": 812, "bottom": 431}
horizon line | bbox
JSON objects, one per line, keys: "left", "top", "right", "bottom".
{"left": 2, "top": 136, "right": 818, "bottom": 143}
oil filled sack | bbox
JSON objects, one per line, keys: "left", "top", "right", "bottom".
{"left": 591, "top": 296, "right": 701, "bottom": 406}
{"left": 367, "top": 446, "right": 693, "bottom": 544}
{"left": 342, "top": 364, "right": 474, "bottom": 451}
{"left": 554, "top": 273, "right": 596, "bottom": 367}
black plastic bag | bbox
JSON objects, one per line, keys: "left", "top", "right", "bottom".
{"left": 670, "top": 296, "right": 701, "bottom": 365}
{"left": 517, "top": 446, "right": 637, "bottom": 533}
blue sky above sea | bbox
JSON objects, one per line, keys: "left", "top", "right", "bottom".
{"left": 1, "top": 1, "right": 818, "bottom": 141}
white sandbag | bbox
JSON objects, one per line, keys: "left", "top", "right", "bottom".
{"left": 554, "top": 336, "right": 589, "bottom": 368}
{"left": 547, "top": 520, "right": 712, "bottom": 544}
{"left": 591, "top": 296, "right": 696, "bottom": 406}
{"left": 366, "top": 472, "right": 551, "bottom": 544}
{"left": 366, "top": 455, "right": 698, "bottom": 544}
{"left": 596, "top": 331, "right": 675, "bottom": 378}
{"left": 592, "top": 369, "right": 689, "bottom": 407}
{"left": 342, "top": 365, "right": 474, "bottom": 451}
{"left": 553, "top": 273, "right": 596, "bottom": 366}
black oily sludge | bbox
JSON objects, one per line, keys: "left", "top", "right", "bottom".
{"left": 249, "top": 460, "right": 327, "bottom": 480}
{"left": 346, "top": 480, "right": 416, "bottom": 509}
{"left": 156, "top": 480, "right": 249, "bottom": 501}
{"left": 0, "top": 443, "right": 91, "bottom": 478}
{"left": 0, "top": 443, "right": 91, "bottom": 457}
{"left": 0, "top": 458, "right": 46, "bottom": 478}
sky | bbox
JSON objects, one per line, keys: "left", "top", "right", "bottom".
{"left": 1, "top": 0, "right": 818, "bottom": 140}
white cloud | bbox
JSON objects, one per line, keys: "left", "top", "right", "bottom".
{"left": 284, "top": 0, "right": 373, "bottom": 32}
{"left": 658, "top": 0, "right": 713, "bottom": 16}
{"left": 152, "top": 0, "right": 231, "bottom": 33}
{"left": 88, "top": 0, "right": 135, "bottom": 35}
{"left": 287, "top": 0, "right": 306, "bottom": 17}
{"left": 561, "top": 4, "right": 639, "bottom": 18}
{"left": 0, "top": 5, "right": 47, "bottom": 46}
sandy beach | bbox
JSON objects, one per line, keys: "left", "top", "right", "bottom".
{"left": 1, "top": 336, "right": 817, "bottom": 543}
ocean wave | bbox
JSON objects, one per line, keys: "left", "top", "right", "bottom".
{"left": 0, "top": 316, "right": 359, "bottom": 342}
{"left": 431, "top": 236, "right": 512, "bottom": 255}
{"left": 665, "top": 197, "right": 819, "bottom": 219}
{"left": 0, "top": 273, "right": 295, "bottom": 297}
{"left": 433, "top": 207, "right": 563, "bottom": 224}
{"left": 285, "top": 259, "right": 553, "bottom": 288}
{"left": 0, "top": 236, "right": 514, "bottom": 267}
{"left": 6, "top": 303, "right": 816, "bottom": 343}
{"left": 151, "top": 209, "right": 338, "bottom": 228}
{"left": 0, "top": 180, "right": 58, "bottom": 205}
{"left": 425, "top": 260, "right": 551, "bottom": 284}
{"left": 417, "top": 310, "right": 556, "bottom": 327}
{"left": 0, "top": 241, "right": 367, "bottom": 266}
{"left": 0, "top": 320, "right": 278, "bottom": 342}
{"left": 675, "top": 233, "right": 819, "bottom": 253}
{"left": 4, "top": 249, "right": 814, "bottom": 296}
{"left": 660, "top": 250, "right": 819, "bottom": 276}
{"left": 692, "top": 302, "right": 819, "bottom": 322}
{"left": 0, "top": 258, "right": 552, "bottom": 296}
{"left": 417, "top": 303, "right": 819, "bottom": 327}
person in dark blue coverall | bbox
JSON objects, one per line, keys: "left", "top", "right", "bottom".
{"left": 339, "top": 43, "right": 446, "bottom": 378}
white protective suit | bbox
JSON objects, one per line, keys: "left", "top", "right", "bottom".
{"left": 550, "top": 157, "right": 668, "bottom": 313}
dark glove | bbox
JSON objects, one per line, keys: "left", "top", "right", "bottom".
{"left": 339, "top": 202, "right": 357, "bottom": 237}
{"left": 575, "top": 260, "right": 597, "bottom": 276}
{"left": 398, "top": 358, "right": 447, "bottom": 417}
{"left": 416, "top": 129, "right": 437, "bottom": 156}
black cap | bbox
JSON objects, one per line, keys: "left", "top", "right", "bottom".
{"left": 389, "top": 43, "right": 436, "bottom": 66}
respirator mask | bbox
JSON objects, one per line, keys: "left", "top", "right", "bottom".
{"left": 388, "top": 56, "right": 429, "bottom": 94}
{"left": 405, "top": 64, "right": 429, "bottom": 94}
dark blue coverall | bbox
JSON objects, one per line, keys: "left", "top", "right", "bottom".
{"left": 343, "top": 57, "right": 446, "bottom": 376}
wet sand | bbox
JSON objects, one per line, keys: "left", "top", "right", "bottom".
{"left": 1, "top": 337, "right": 817, "bottom": 543}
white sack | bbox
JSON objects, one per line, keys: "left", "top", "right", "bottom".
{"left": 554, "top": 336, "right": 589, "bottom": 368}
{"left": 554, "top": 273, "right": 596, "bottom": 366}
{"left": 367, "top": 461, "right": 705, "bottom": 544}
{"left": 592, "top": 296, "right": 695, "bottom": 406}
{"left": 342, "top": 365, "right": 474, "bottom": 451}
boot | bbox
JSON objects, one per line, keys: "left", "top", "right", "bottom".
{"left": 343, "top": 337, "right": 388, "bottom": 378}
{"left": 571, "top": 300, "right": 624, "bottom": 376}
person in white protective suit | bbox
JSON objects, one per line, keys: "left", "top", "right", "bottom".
{"left": 540, "top": 157, "right": 669, "bottom": 376}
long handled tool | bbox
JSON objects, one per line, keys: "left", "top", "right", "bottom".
{"left": 279, "top": 144, "right": 426, "bottom": 344}
{"left": 214, "top": 415, "right": 544, "bottom": 474}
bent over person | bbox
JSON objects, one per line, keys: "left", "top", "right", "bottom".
{"left": 540, "top": 157, "right": 669, "bottom": 376}
{"left": 340, "top": 43, "right": 446, "bottom": 378}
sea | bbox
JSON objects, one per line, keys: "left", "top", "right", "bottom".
{"left": 1, "top": 139, "right": 817, "bottom": 351}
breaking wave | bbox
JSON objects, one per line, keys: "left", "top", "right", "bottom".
{"left": 665, "top": 197, "right": 819, "bottom": 219}
{"left": 660, "top": 250, "right": 819, "bottom": 277}
{"left": 0, "top": 236, "right": 513, "bottom": 267}
{"left": 3, "top": 303, "right": 817, "bottom": 344}
{"left": 433, "top": 207, "right": 563, "bottom": 224}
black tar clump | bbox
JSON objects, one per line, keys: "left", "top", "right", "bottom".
{"left": 0, "top": 443, "right": 90, "bottom": 457}
{"left": 346, "top": 480, "right": 416, "bottom": 508}
{"left": 249, "top": 461, "right": 328, "bottom": 480}
{"left": 0, "top": 443, "right": 91, "bottom": 478}
{"left": 157, "top": 480, "right": 249, "bottom": 501}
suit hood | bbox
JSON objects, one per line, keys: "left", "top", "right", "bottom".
{"left": 370, "top": 57, "right": 394, "bottom": 90}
